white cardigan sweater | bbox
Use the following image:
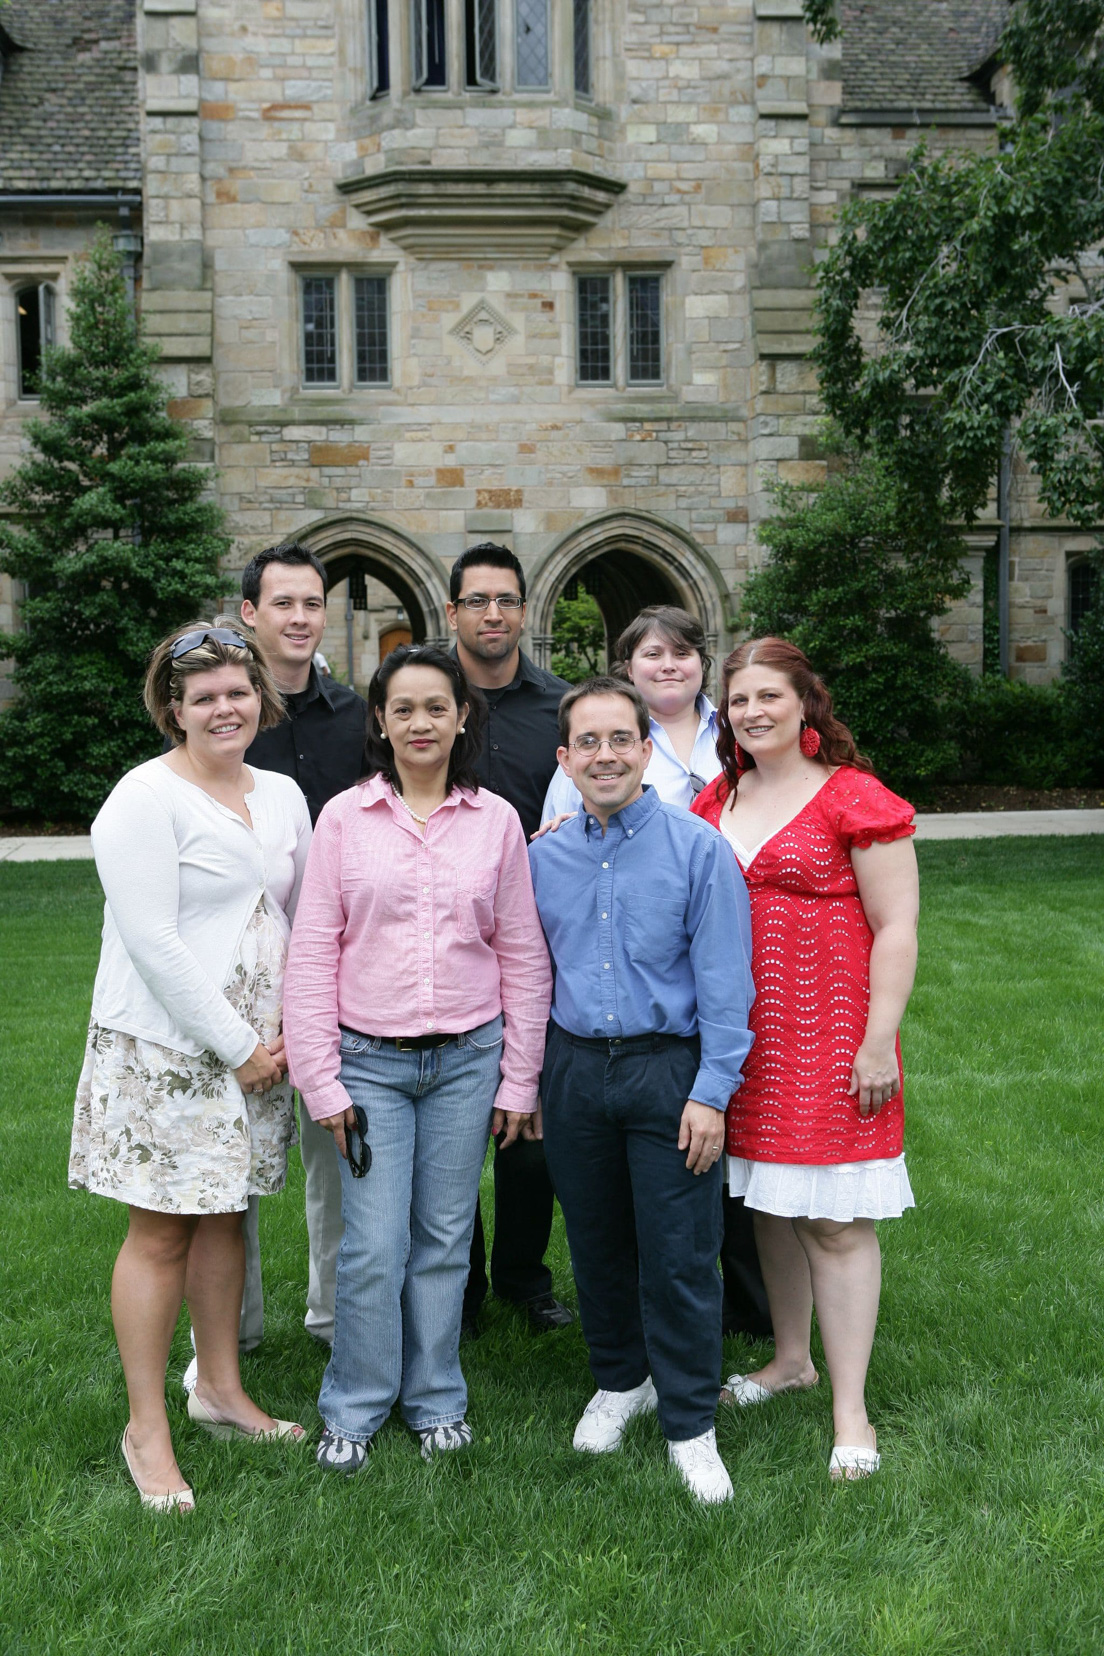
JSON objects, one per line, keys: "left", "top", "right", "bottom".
{"left": 89, "top": 757, "right": 312, "bottom": 1067}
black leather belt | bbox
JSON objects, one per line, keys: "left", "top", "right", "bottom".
{"left": 381, "top": 1032, "right": 458, "bottom": 1051}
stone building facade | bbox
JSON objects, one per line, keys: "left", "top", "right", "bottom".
{"left": 1, "top": 0, "right": 1095, "bottom": 700}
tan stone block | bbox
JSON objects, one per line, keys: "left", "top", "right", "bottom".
{"left": 167, "top": 397, "right": 211, "bottom": 420}
{"left": 310, "top": 443, "right": 372, "bottom": 466}
{"left": 202, "top": 102, "right": 236, "bottom": 121}
{"left": 776, "top": 460, "right": 826, "bottom": 486}
{"left": 585, "top": 466, "right": 621, "bottom": 483}
{"left": 436, "top": 467, "right": 464, "bottom": 487}
{"left": 1014, "top": 643, "right": 1047, "bottom": 663}
{"left": 476, "top": 488, "right": 523, "bottom": 509}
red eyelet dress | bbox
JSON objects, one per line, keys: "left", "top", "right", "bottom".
{"left": 691, "top": 766, "right": 917, "bottom": 1221}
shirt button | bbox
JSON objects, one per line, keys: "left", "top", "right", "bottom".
{"left": 602, "top": 912, "right": 608, "bottom": 919}
{"left": 492, "top": 743, "right": 500, "bottom": 751}
{"left": 627, "top": 829, "right": 633, "bottom": 837}
{"left": 603, "top": 962, "right": 610, "bottom": 969}
{"left": 426, "top": 1020, "right": 435, "bottom": 1030}
{"left": 423, "top": 885, "right": 430, "bottom": 893}
{"left": 602, "top": 861, "right": 609, "bottom": 869}
{"left": 606, "top": 1014, "right": 614, "bottom": 1022}
{"left": 424, "top": 930, "right": 430, "bottom": 939}
{"left": 424, "top": 977, "right": 430, "bottom": 985}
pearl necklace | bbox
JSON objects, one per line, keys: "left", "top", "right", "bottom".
{"left": 393, "top": 788, "right": 431, "bottom": 827}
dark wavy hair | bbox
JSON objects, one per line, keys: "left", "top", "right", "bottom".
{"left": 611, "top": 605, "right": 713, "bottom": 694}
{"left": 716, "top": 636, "right": 873, "bottom": 792}
{"left": 363, "top": 644, "right": 485, "bottom": 796}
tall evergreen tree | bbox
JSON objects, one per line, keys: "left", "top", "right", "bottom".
{"left": 0, "top": 227, "right": 228, "bottom": 821}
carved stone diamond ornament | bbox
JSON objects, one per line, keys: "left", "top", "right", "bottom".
{"left": 450, "top": 300, "right": 517, "bottom": 364}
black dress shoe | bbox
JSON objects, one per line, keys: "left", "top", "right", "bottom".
{"left": 524, "top": 1293, "right": 574, "bottom": 1332}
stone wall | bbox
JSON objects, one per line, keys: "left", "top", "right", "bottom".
{"left": 0, "top": 1, "right": 1092, "bottom": 711}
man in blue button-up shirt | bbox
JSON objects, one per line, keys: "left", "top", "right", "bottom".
{"left": 529, "top": 676, "right": 754, "bottom": 1504}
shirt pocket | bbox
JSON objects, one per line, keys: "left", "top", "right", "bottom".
{"left": 620, "top": 890, "right": 688, "bottom": 971}
{"left": 454, "top": 870, "right": 497, "bottom": 944}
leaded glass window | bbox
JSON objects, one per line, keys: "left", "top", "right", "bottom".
{"left": 576, "top": 274, "right": 611, "bottom": 383}
{"left": 573, "top": 0, "right": 592, "bottom": 97}
{"left": 515, "top": 0, "right": 549, "bottom": 88}
{"left": 627, "top": 273, "right": 663, "bottom": 384}
{"left": 465, "top": 0, "right": 498, "bottom": 88}
{"left": 368, "top": 0, "right": 390, "bottom": 96}
{"left": 413, "top": 0, "right": 447, "bottom": 88}
{"left": 15, "top": 283, "right": 55, "bottom": 399}
{"left": 301, "top": 276, "right": 338, "bottom": 386}
{"left": 354, "top": 276, "right": 390, "bottom": 385}
{"left": 1070, "top": 559, "right": 1100, "bottom": 633}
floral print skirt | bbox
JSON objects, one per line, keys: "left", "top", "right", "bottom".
{"left": 68, "top": 901, "right": 296, "bottom": 1215}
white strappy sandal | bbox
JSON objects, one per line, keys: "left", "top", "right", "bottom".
{"left": 720, "top": 1371, "right": 819, "bottom": 1407}
{"left": 829, "top": 1429, "right": 880, "bottom": 1480}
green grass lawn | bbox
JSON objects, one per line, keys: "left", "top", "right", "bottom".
{"left": 1, "top": 840, "right": 1102, "bottom": 1655}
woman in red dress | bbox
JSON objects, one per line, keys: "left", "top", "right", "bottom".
{"left": 691, "top": 638, "right": 919, "bottom": 1478}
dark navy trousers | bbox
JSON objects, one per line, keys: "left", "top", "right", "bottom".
{"left": 541, "top": 1022, "right": 723, "bottom": 1443}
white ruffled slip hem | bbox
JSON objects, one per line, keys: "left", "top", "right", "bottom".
{"left": 726, "top": 1153, "right": 915, "bottom": 1221}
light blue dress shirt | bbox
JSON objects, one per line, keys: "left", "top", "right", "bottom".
{"left": 528, "top": 786, "right": 754, "bottom": 1113}
{"left": 541, "top": 694, "right": 722, "bottom": 820}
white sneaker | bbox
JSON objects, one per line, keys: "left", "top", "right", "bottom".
{"left": 572, "top": 1377, "right": 658, "bottom": 1453}
{"left": 181, "top": 1355, "right": 198, "bottom": 1395}
{"left": 668, "top": 1429, "right": 734, "bottom": 1504}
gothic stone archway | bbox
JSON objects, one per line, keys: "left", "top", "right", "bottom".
{"left": 527, "top": 512, "right": 730, "bottom": 671}
{"left": 296, "top": 514, "right": 451, "bottom": 647}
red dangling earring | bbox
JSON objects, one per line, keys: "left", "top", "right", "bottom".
{"left": 734, "top": 741, "right": 749, "bottom": 771}
{"left": 799, "top": 721, "right": 821, "bottom": 757}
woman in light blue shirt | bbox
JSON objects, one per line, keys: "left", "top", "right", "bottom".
{"left": 542, "top": 606, "right": 721, "bottom": 819}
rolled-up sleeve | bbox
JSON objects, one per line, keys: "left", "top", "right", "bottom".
{"left": 685, "top": 833, "right": 755, "bottom": 1111}
{"left": 283, "top": 804, "right": 352, "bottom": 1122}
{"left": 489, "top": 812, "right": 553, "bottom": 1114}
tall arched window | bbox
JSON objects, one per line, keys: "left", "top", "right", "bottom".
{"left": 15, "top": 282, "right": 56, "bottom": 399}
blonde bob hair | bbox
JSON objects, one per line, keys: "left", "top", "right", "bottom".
{"left": 144, "top": 616, "right": 285, "bottom": 746}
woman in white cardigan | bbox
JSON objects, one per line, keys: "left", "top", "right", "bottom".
{"left": 69, "top": 622, "right": 312, "bottom": 1511}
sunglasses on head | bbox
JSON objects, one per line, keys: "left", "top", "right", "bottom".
{"left": 171, "top": 627, "right": 253, "bottom": 660}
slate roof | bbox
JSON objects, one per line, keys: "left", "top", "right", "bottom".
{"left": 840, "top": 0, "right": 1009, "bottom": 112}
{"left": 0, "top": 0, "right": 140, "bottom": 194}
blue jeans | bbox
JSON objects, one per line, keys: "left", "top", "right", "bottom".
{"left": 541, "top": 1023, "right": 723, "bottom": 1443}
{"left": 318, "top": 1016, "right": 503, "bottom": 1444}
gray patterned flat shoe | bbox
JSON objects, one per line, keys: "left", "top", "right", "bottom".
{"left": 316, "top": 1428, "right": 370, "bottom": 1475}
{"left": 416, "top": 1421, "right": 474, "bottom": 1461}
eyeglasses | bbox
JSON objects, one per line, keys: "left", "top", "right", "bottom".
{"left": 348, "top": 1105, "right": 372, "bottom": 1179}
{"left": 171, "top": 627, "right": 253, "bottom": 660}
{"left": 454, "top": 594, "right": 524, "bottom": 612}
{"left": 571, "top": 732, "right": 639, "bottom": 756}
{"left": 688, "top": 772, "right": 708, "bottom": 797}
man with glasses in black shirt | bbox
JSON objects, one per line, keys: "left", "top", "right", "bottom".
{"left": 182, "top": 541, "right": 366, "bottom": 1393}
{"left": 447, "top": 543, "right": 574, "bottom": 1335}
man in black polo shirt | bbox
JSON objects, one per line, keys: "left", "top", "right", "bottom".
{"left": 447, "top": 543, "right": 574, "bottom": 1335}
{"left": 181, "top": 541, "right": 366, "bottom": 1393}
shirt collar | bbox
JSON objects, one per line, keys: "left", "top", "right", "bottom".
{"left": 356, "top": 773, "right": 485, "bottom": 810}
{"left": 284, "top": 662, "right": 335, "bottom": 710}
{"left": 312, "top": 663, "right": 338, "bottom": 709}
{"left": 648, "top": 692, "right": 716, "bottom": 745}
{"left": 448, "top": 645, "right": 541, "bottom": 693}
{"left": 581, "top": 783, "right": 662, "bottom": 839}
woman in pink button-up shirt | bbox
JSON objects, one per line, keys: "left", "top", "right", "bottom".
{"left": 283, "top": 645, "right": 552, "bottom": 1474}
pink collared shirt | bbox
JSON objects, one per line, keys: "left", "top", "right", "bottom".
{"left": 283, "top": 773, "right": 552, "bottom": 1122}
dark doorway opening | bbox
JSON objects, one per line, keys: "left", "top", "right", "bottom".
{"left": 561, "top": 547, "right": 682, "bottom": 654}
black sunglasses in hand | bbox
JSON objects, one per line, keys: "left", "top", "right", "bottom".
{"left": 348, "top": 1105, "right": 372, "bottom": 1178}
